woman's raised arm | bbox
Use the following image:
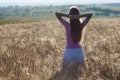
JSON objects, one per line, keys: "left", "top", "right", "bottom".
{"left": 55, "top": 12, "right": 69, "bottom": 23}
{"left": 79, "top": 13, "right": 92, "bottom": 27}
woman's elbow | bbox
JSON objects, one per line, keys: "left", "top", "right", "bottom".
{"left": 55, "top": 13, "right": 60, "bottom": 18}
{"left": 89, "top": 13, "right": 93, "bottom": 17}
{"left": 55, "top": 12, "right": 60, "bottom": 16}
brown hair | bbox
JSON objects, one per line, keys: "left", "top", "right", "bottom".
{"left": 69, "top": 6, "right": 83, "bottom": 43}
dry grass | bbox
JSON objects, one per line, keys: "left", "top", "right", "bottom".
{"left": 0, "top": 18, "right": 120, "bottom": 80}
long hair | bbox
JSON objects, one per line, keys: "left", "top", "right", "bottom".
{"left": 69, "top": 6, "right": 83, "bottom": 43}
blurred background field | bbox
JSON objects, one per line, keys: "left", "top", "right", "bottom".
{"left": 0, "top": 18, "right": 120, "bottom": 80}
{"left": 0, "top": 2, "right": 120, "bottom": 80}
{"left": 0, "top": 3, "right": 120, "bottom": 24}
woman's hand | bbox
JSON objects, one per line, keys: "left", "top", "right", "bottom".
{"left": 68, "top": 15, "right": 79, "bottom": 19}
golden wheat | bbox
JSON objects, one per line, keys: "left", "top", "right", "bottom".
{"left": 0, "top": 18, "right": 120, "bottom": 80}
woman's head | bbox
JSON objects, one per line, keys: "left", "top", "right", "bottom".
{"left": 69, "top": 6, "right": 80, "bottom": 15}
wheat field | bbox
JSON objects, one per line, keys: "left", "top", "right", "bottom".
{"left": 0, "top": 18, "right": 120, "bottom": 80}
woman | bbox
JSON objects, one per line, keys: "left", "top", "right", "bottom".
{"left": 55, "top": 6, "right": 92, "bottom": 67}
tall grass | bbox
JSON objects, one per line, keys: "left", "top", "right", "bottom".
{"left": 0, "top": 18, "right": 120, "bottom": 80}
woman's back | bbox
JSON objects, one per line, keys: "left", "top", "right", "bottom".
{"left": 62, "top": 19, "right": 81, "bottom": 49}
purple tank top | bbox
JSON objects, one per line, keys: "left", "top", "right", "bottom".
{"left": 61, "top": 19, "right": 81, "bottom": 49}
